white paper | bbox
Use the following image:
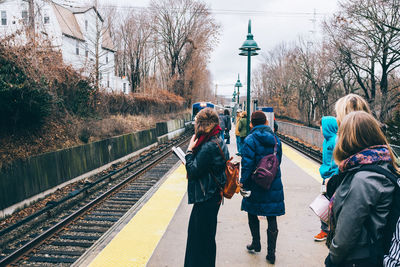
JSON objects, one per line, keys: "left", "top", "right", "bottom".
{"left": 172, "top": 146, "right": 186, "bottom": 165}
{"left": 309, "top": 194, "right": 330, "bottom": 223}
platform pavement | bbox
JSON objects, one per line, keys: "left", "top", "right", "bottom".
{"left": 147, "top": 126, "right": 328, "bottom": 267}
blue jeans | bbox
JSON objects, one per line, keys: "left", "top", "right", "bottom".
{"left": 321, "top": 220, "right": 329, "bottom": 233}
{"left": 236, "top": 136, "right": 241, "bottom": 154}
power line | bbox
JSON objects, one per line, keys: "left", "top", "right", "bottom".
{"left": 96, "top": 5, "right": 331, "bottom": 17}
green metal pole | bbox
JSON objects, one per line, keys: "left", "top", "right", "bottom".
{"left": 237, "top": 86, "right": 239, "bottom": 105}
{"left": 246, "top": 49, "right": 251, "bottom": 135}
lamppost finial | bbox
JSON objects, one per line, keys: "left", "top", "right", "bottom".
{"left": 248, "top": 20, "right": 251, "bottom": 34}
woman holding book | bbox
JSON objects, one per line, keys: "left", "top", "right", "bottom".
{"left": 184, "top": 108, "right": 229, "bottom": 267}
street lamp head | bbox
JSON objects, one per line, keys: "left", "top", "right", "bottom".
{"left": 235, "top": 80, "right": 243, "bottom": 88}
{"left": 235, "top": 73, "right": 243, "bottom": 87}
{"left": 239, "top": 20, "right": 260, "bottom": 53}
{"left": 239, "top": 51, "right": 259, "bottom": 56}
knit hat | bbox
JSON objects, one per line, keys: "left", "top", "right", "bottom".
{"left": 251, "top": 111, "right": 266, "bottom": 126}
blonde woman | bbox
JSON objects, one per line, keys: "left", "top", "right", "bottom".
{"left": 325, "top": 111, "right": 398, "bottom": 267}
{"left": 335, "top": 93, "right": 372, "bottom": 126}
{"left": 326, "top": 93, "right": 373, "bottom": 198}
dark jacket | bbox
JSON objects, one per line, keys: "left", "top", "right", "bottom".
{"left": 223, "top": 115, "right": 231, "bottom": 131}
{"left": 185, "top": 136, "right": 229, "bottom": 204}
{"left": 329, "top": 162, "right": 395, "bottom": 264}
{"left": 240, "top": 125, "right": 285, "bottom": 216}
{"left": 219, "top": 114, "right": 226, "bottom": 130}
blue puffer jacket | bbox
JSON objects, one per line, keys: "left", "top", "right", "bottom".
{"left": 240, "top": 125, "right": 285, "bottom": 216}
{"left": 319, "top": 116, "right": 339, "bottom": 180}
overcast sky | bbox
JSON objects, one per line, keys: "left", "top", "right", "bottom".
{"left": 101, "top": 0, "right": 339, "bottom": 97}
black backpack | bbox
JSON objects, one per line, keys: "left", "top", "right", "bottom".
{"left": 357, "top": 164, "right": 400, "bottom": 256}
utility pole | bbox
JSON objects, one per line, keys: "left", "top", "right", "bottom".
{"left": 95, "top": 0, "right": 100, "bottom": 91}
{"left": 28, "top": 0, "right": 35, "bottom": 42}
{"left": 308, "top": 9, "right": 317, "bottom": 48}
{"left": 215, "top": 84, "right": 218, "bottom": 104}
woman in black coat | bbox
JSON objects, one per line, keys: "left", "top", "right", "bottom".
{"left": 184, "top": 108, "right": 229, "bottom": 267}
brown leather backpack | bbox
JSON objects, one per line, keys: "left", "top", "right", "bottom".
{"left": 212, "top": 141, "right": 241, "bottom": 199}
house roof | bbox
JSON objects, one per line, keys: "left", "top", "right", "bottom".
{"left": 101, "top": 28, "right": 116, "bottom": 52}
{"left": 51, "top": 3, "right": 116, "bottom": 51}
{"left": 70, "top": 6, "right": 104, "bottom": 22}
{"left": 52, "top": 3, "right": 85, "bottom": 41}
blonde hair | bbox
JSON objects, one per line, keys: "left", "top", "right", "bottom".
{"left": 333, "top": 111, "right": 398, "bottom": 171}
{"left": 335, "top": 94, "right": 371, "bottom": 126}
{"left": 195, "top": 108, "right": 219, "bottom": 136}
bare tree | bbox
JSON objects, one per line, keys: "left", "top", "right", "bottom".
{"left": 324, "top": 0, "right": 400, "bottom": 120}
{"left": 150, "top": 0, "right": 219, "bottom": 96}
{"left": 116, "top": 11, "right": 153, "bottom": 92}
{"left": 294, "top": 41, "right": 340, "bottom": 117}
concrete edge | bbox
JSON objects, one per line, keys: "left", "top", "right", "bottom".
{"left": 72, "top": 161, "right": 183, "bottom": 267}
{"left": 0, "top": 143, "right": 158, "bottom": 218}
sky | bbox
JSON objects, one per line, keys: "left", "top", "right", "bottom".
{"left": 100, "top": 0, "right": 339, "bottom": 97}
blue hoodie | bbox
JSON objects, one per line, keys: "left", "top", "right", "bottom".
{"left": 320, "top": 116, "right": 339, "bottom": 180}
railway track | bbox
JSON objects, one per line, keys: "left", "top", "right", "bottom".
{"left": 276, "top": 132, "right": 322, "bottom": 164}
{"left": 0, "top": 131, "right": 192, "bottom": 266}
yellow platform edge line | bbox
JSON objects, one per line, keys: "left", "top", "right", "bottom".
{"left": 88, "top": 164, "right": 187, "bottom": 267}
{"left": 282, "top": 143, "right": 322, "bottom": 183}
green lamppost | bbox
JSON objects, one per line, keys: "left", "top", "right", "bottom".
{"left": 232, "top": 90, "right": 237, "bottom": 103}
{"left": 234, "top": 74, "right": 243, "bottom": 106}
{"left": 239, "top": 20, "right": 260, "bottom": 134}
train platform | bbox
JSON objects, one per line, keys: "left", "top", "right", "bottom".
{"left": 74, "top": 127, "right": 329, "bottom": 267}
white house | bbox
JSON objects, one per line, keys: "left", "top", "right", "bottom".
{"left": 0, "top": 0, "right": 130, "bottom": 94}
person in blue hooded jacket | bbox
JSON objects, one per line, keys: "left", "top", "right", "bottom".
{"left": 314, "top": 116, "right": 339, "bottom": 242}
{"left": 240, "top": 111, "right": 285, "bottom": 264}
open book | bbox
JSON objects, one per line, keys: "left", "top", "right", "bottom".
{"left": 172, "top": 146, "right": 186, "bottom": 165}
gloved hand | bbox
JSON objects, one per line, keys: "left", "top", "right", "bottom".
{"left": 240, "top": 188, "right": 251, "bottom": 197}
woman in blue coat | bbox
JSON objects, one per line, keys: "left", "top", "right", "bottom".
{"left": 240, "top": 111, "right": 285, "bottom": 264}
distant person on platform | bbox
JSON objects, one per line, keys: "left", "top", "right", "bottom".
{"left": 235, "top": 109, "right": 242, "bottom": 155}
{"left": 184, "top": 108, "right": 229, "bottom": 267}
{"left": 237, "top": 111, "right": 248, "bottom": 156}
{"left": 314, "top": 116, "right": 339, "bottom": 242}
{"left": 223, "top": 109, "right": 232, "bottom": 144}
{"left": 240, "top": 111, "right": 285, "bottom": 264}
{"left": 218, "top": 111, "right": 226, "bottom": 141}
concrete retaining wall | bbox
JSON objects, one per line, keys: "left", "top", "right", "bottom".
{"left": 0, "top": 114, "right": 191, "bottom": 215}
{"left": 278, "top": 121, "right": 323, "bottom": 148}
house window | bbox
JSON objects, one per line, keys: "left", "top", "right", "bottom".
{"left": 85, "top": 43, "right": 88, "bottom": 57}
{"left": 43, "top": 10, "right": 50, "bottom": 24}
{"left": 123, "top": 83, "right": 126, "bottom": 93}
{"left": 106, "top": 53, "right": 109, "bottom": 63}
{"left": 75, "top": 41, "right": 79, "bottom": 55}
{"left": 85, "top": 20, "right": 88, "bottom": 31}
{"left": 107, "top": 73, "right": 110, "bottom": 87}
{"left": 100, "top": 72, "right": 102, "bottom": 80}
{"left": 21, "top": 10, "right": 28, "bottom": 24}
{"left": 1, "top": 11, "right": 7, "bottom": 26}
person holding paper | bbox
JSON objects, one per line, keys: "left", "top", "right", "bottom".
{"left": 314, "top": 116, "right": 339, "bottom": 242}
{"left": 184, "top": 108, "right": 229, "bottom": 267}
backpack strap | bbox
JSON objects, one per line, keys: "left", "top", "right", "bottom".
{"left": 358, "top": 164, "right": 400, "bottom": 187}
{"left": 210, "top": 138, "right": 227, "bottom": 203}
{"left": 272, "top": 134, "right": 278, "bottom": 156}
{"left": 212, "top": 139, "right": 227, "bottom": 162}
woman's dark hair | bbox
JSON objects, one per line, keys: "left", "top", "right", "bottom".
{"left": 224, "top": 109, "right": 230, "bottom": 116}
{"left": 195, "top": 108, "right": 219, "bottom": 136}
